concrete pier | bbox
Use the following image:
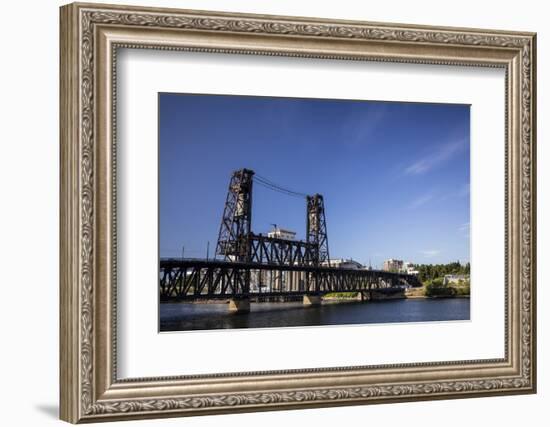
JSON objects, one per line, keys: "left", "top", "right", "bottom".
{"left": 228, "top": 298, "right": 250, "bottom": 313}
{"left": 303, "top": 294, "right": 322, "bottom": 306}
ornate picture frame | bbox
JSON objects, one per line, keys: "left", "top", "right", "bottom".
{"left": 60, "top": 2, "right": 536, "bottom": 423}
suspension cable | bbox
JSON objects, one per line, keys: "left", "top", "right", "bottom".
{"left": 253, "top": 174, "right": 308, "bottom": 199}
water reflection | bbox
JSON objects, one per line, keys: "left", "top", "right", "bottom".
{"left": 160, "top": 298, "right": 470, "bottom": 332}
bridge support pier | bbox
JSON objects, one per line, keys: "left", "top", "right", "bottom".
{"left": 303, "top": 294, "right": 322, "bottom": 306}
{"left": 228, "top": 298, "right": 250, "bottom": 313}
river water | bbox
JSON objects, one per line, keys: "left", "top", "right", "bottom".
{"left": 159, "top": 298, "right": 470, "bottom": 332}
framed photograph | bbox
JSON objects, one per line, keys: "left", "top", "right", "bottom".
{"left": 60, "top": 2, "right": 537, "bottom": 423}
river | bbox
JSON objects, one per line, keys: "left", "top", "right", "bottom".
{"left": 159, "top": 298, "right": 470, "bottom": 332}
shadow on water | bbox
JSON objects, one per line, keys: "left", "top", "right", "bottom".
{"left": 160, "top": 298, "right": 470, "bottom": 332}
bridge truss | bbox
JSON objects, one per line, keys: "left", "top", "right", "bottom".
{"left": 215, "top": 169, "right": 330, "bottom": 267}
{"left": 160, "top": 259, "right": 422, "bottom": 301}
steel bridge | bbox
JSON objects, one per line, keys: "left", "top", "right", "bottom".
{"left": 160, "top": 168, "right": 422, "bottom": 310}
{"left": 160, "top": 259, "right": 422, "bottom": 302}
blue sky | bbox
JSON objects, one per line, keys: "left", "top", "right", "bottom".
{"left": 159, "top": 93, "right": 470, "bottom": 267}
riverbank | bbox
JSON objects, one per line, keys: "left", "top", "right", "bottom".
{"left": 405, "top": 281, "right": 470, "bottom": 298}
{"left": 405, "top": 294, "right": 470, "bottom": 299}
{"left": 162, "top": 291, "right": 470, "bottom": 306}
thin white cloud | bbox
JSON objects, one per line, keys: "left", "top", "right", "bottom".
{"left": 459, "top": 222, "right": 470, "bottom": 237}
{"left": 420, "top": 250, "right": 440, "bottom": 258}
{"left": 407, "top": 193, "right": 434, "bottom": 209}
{"left": 404, "top": 139, "right": 466, "bottom": 176}
{"left": 458, "top": 222, "right": 470, "bottom": 231}
{"left": 439, "top": 183, "right": 470, "bottom": 202}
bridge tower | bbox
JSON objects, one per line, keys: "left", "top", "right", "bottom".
{"left": 215, "top": 168, "right": 254, "bottom": 262}
{"left": 306, "top": 194, "right": 330, "bottom": 266}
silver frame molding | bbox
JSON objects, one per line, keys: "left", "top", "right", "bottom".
{"left": 60, "top": 2, "right": 537, "bottom": 423}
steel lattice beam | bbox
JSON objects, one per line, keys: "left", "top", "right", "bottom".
{"left": 160, "top": 259, "right": 422, "bottom": 301}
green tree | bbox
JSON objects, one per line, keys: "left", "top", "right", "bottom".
{"left": 414, "top": 261, "right": 470, "bottom": 284}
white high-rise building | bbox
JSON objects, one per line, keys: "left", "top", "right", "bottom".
{"left": 383, "top": 259, "right": 404, "bottom": 272}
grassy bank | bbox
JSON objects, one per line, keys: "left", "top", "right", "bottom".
{"left": 406, "top": 277, "right": 470, "bottom": 298}
{"left": 324, "top": 292, "right": 359, "bottom": 299}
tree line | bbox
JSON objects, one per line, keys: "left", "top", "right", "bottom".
{"left": 414, "top": 261, "right": 470, "bottom": 283}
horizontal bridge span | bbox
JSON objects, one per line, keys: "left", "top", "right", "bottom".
{"left": 161, "top": 258, "right": 417, "bottom": 276}
{"left": 160, "top": 259, "right": 422, "bottom": 301}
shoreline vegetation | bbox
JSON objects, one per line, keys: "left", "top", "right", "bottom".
{"left": 166, "top": 277, "right": 471, "bottom": 305}
{"left": 415, "top": 261, "right": 470, "bottom": 298}
{"left": 164, "top": 276, "right": 471, "bottom": 304}
{"left": 168, "top": 288, "right": 470, "bottom": 306}
{"left": 323, "top": 284, "right": 470, "bottom": 301}
{"left": 404, "top": 281, "right": 470, "bottom": 299}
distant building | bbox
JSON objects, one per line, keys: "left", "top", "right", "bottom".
{"left": 383, "top": 259, "right": 419, "bottom": 274}
{"left": 383, "top": 259, "right": 404, "bottom": 272}
{"left": 403, "top": 261, "right": 419, "bottom": 275}
{"left": 267, "top": 227, "right": 296, "bottom": 241}
{"left": 321, "top": 258, "right": 363, "bottom": 269}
